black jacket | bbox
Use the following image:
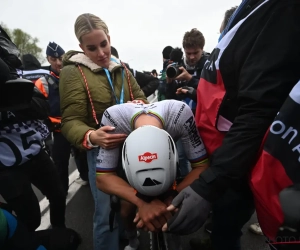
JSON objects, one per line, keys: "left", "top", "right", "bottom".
{"left": 165, "top": 52, "right": 210, "bottom": 100}
{"left": 191, "top": 0, "right": 300, "bottom": 202}
{"left": 125, "top": 64, "right": 159, "bottom": 97}
{"left": 22, "top": 54, "right": 41, "bottom": 70}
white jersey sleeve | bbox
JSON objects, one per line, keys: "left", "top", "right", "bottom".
{"left": 162, "top": 100, "right": 208, "bottom": 167}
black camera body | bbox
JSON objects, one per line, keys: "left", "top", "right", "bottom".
{"left": 166, "top": 47, "right": 184, "bottom": 79}
{"left": 0, "top": 78, "right": 34, "bottom": 111}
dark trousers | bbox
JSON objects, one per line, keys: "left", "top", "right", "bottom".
{"left": 211, "top": 185, "right": 255, "bottom": 250}
{"left": 52, "top": 132, "right": 71, "bottom": 193}
{"left": 0, "top": 150, "right": 66, "bottom": 231}
{"left": 72, "top": 147, "right": 89, "bottom": 182}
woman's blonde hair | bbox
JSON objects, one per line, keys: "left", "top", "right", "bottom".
{"left": 74, "top": 13, "right": 109, "bottom": 42}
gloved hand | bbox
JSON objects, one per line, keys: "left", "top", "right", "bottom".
{"left": 162, "top": 186, "right": 211, "bottom": 235}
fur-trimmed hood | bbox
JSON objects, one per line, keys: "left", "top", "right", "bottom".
{"left": 62, "top": 50, "right": 121, "bottom": 72}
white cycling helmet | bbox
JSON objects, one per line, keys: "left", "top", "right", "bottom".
{"left": 122, "top": 125, "right": 178, "bottom": 196}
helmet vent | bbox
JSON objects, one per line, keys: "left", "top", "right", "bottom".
{"left": 142, "top": 178, "right": 162, "bottom": 186}
{"left": 168, "top": 136, "right": 175, "bottom": 153}
{"left": 123, "top": 142, "right": 127, "bottom": 158}
{"left": 137, "top": 168, "right": 161, "bottom": 173}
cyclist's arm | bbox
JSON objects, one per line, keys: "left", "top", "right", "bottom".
{"left": 176, "top": 162, "right": 208, "bottom": 192}
{"left": 95, "top": 106, "right": 146, "bottom": 206}
{"left": 96, "top": 142, "right": 147, "bottom": 207}
{"left": 96, "top": 173, "right": 145, "bottom": 208}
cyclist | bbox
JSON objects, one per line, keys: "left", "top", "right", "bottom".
{"left": 96, "top": 99, "right": 210, "bottom": 250}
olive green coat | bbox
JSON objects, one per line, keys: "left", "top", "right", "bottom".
{"left": 59, "top": 50, "right": 147, "bottom": 149}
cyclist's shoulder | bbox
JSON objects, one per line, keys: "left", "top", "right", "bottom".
{"left": 159, "top": 99, "right": 190, "bottom": 113}
{"left": 105, "top": 103, "right": 135, "bottom": 116}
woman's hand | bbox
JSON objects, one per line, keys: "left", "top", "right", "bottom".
{"left": 89, "top": 126, "right": 127, "bottom": 149}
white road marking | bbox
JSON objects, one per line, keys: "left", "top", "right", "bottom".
{"left": 37, "top": 169, "right": 81, "bottom": 230}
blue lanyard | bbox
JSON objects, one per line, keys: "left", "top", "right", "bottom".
{"left": 104, "top": 68, "right": 124, "bottom": 104}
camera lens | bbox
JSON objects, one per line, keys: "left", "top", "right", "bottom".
{"left": 166, "top": 66, "right": 177, "bottom": 78}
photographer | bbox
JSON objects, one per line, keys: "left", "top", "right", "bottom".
{"left": 165, "top": 29, "right": 209, "bottom": 111}
{"left": 0, "top": 30, "right": 66, "bottom": 232}
{"left": 164, "top": 29, "right": 209, "bottom": 178}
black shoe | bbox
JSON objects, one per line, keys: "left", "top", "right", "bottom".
{"left": 205, "top": 222, "right": 213, "bottom": 234}
{"left": 189, "top": 238, "right": 212, "bottom": 250}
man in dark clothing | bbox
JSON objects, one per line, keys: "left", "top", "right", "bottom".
{"left": 165, "top": 28, "right": 209, "bottom": 111}
{"left": 110, "top": 46, "right": 159, "bottom": 97}
{"left": 35, "top": 42, "right": 89, "bottom": 189}
{"left": 164, "top": 29, "right": 209, "bottom": 178}
{"left": 0, "top": 52, "right": 66, "bottom": 232}
{"left": 163, "top": 1, "right": 300, "bottom": 250}
{"left": 35, "top": 42, "right": 83, "bottom": 194}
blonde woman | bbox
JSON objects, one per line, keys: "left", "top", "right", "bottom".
{"left": 59, "top": 13, "right": 147, "bottom": 250}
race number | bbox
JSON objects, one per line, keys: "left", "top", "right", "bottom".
{"left": 0, "top": 129, "right": 42, "bottom": 167}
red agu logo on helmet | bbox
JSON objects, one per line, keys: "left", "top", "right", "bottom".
{"left": 138, "top": 152, "right": 158, "bottom": 163}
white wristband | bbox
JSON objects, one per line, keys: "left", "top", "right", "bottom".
{"left": 87, "top": 130, "right": 98, "bottom": 148}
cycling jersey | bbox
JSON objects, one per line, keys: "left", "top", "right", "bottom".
{"left": 0, "top": 111, "right": 49, "bottom": 167}
{"left": 96, "top": 100, "right": 207, "bottom": 174}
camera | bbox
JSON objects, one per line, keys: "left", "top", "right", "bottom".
{"left": 166, "top": 48, "right": 184, "bottom": 79}
{"left": 0, "top": 78, "right": 34, "bottom": 111}
{"left": 166, "top": 64, "right": 182, "bottom": 79}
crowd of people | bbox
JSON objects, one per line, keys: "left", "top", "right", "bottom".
{"left": 1, "top": 0, "right": 300, "bottom": 250}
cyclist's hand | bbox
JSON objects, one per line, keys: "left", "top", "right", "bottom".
{"left": 162, "top": 186, "right": 211, "bottom": 235}
{"left": 134, "top": 199, "right": 172, "bottom": 232}
{"left": 89, "top": 126, "right": 127, "bottom": 149}
{"left": 133, "top": 214, "right": 148, "bottom": 232}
